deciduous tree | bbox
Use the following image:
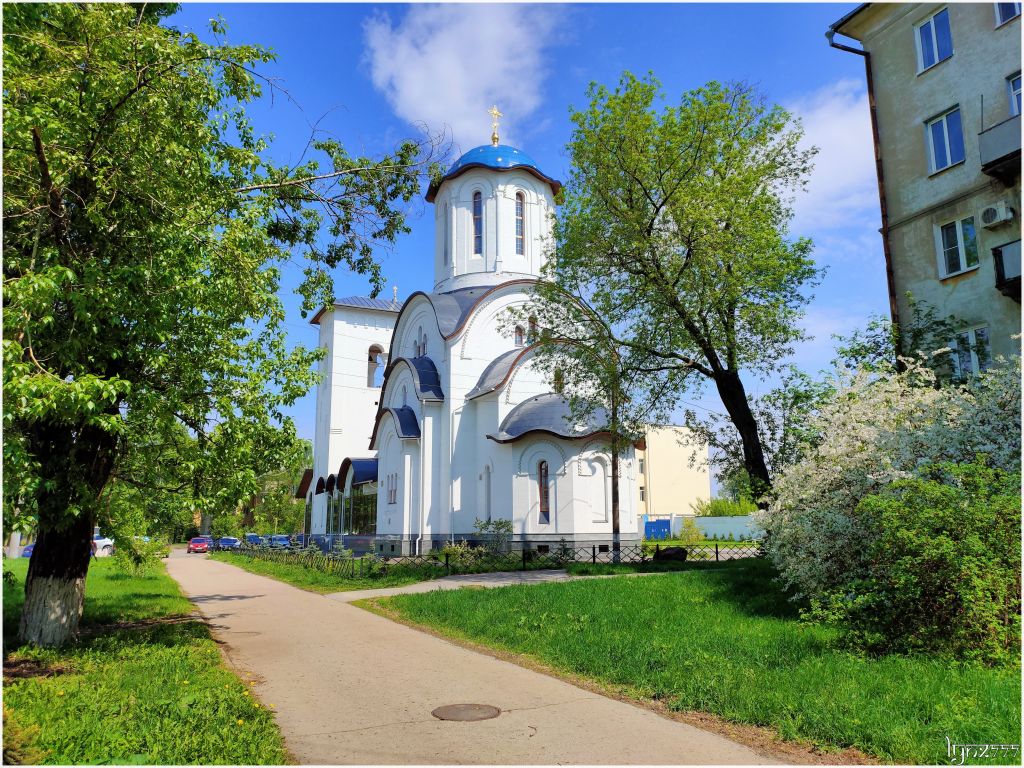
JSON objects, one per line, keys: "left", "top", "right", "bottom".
{"left": 3, "top": 3, "right": 442, "bottom": 646}
{"left": 548, "top": 73, "right": 818, "bottom": 501}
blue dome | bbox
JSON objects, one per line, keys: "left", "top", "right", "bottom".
{"left": 425, "top": 143, "right": 561, "bottom": 202}
{"left": 448, "top": 144, "right": 540, "bottom": 174}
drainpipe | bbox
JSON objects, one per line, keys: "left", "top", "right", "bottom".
{"left": 827, "top": 29, "right": 903, "bottom": 356}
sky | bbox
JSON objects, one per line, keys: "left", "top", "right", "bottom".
{"left": 167, "top": 1, "right": 888, "bottom": 444}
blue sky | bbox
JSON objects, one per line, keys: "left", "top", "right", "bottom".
{"left": 168, "top": 2, "right": 886, "bottom": 443}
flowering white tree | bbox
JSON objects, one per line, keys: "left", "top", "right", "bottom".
{"left": 757, "top": 354, "right": 1021, "bottom": 602}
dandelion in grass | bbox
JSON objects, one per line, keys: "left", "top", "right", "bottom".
{"left": 237, "top": 719, "right": 244, "bottom": 726}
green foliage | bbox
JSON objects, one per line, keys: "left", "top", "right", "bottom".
{"left": 111, "top": 537, "right": 170, "bottom": 577}
{"left": 3, "top": 2, "right": 443, "bottom": 642}
{"left": 385, "top": 560, "right": 1020, "bottom": 763}
{"left": 676, "top": 517, "right": 704, "bottom": 546}
{"left": 689, "top": 497, "right": 758, "bottom": 517}
{"left": 521, "top": 72, "right": 819, "bottom": 498}
{"left": 812, "top": 461, "right": 1021, "bottom": 666}
{"left": 2, "top": 559, "right": 286, "bottom": 764}
{"left": 472, "top": 517, "right": 513, "bottom": 554}
{"left": 3, "top": 705, "right": 48, "bottom": 765}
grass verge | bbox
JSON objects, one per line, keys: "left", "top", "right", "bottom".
{"left": 379, "top": 558, "right": 1021, "bottom": 764}
{"left": 209, "top": 551, "right": 430, "bottom": 593}
{"left": 2, "top": 558, "right": 287, "bottom": 765}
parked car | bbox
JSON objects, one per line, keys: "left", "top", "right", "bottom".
{"left": 267, "top": 534, "right": 291, "bottom": 549}
{"left": 187, "top": 537, "right": 212, "bottom": 554}
{"left": 20, "top": 543, "right": 34, "bottom": 558}
{"left": 215, "top": 537, "right": 240, "bottom": 552}
{"left": 93, "top": 532, "right": 115, "bottom": 557}
{"left": 243, "top": 533, "right": 263, "bottom": 547}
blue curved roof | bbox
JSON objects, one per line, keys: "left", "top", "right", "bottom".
{"left": 487, "top": 393, "right": 609, "bottom": 444}
{"left": 451, "top": 144, "right": 539, "bottom": 174}
{"left": 370, "top": 406, "right": 421, "bottom": 449}
{"left": 389, "top": 356, "right": 444, "bottom": 401}
{"left": 339, "top": 457, "right": 378, "bottom": 487}
{"left": 425, "top": 144, "right": 562, "bottom": 202}
{"left": 467, "top": 347, "right": 530, "bottom": 400}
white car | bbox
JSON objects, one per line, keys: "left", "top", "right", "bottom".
{"left": 93, "top": 532, "right": 114, "bottom": 557}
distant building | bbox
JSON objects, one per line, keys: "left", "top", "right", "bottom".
{"left": 635, "top": 426, "right": 710, "bottom": 519}
{"left": 828, "top": 3, "right": 1021, "bottom": 373}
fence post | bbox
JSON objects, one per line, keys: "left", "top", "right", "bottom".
{"left": 444, "top": 552, "right": 450, "bottom": 575}
{"left": 592, "top": 545, "right": 596, "bottom": 564}
{"left": 715, "top": 543, "right": 719, "bottom": 562}
{"left": 522, "top": 548, "right": 528, "bottom": 571}
{"left": 656, "top": 543, "right": 660, "bottom": 556}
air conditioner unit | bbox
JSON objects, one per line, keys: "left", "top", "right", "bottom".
{"left": 981, "top": 201, "right": 1015, "bottom": 228}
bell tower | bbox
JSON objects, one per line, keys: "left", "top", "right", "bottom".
{"left": 426, "top": 110, "right": 563, "bottom": 292}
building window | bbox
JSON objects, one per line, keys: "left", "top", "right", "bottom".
{"left": 538, "top": 460, "right": 550, "bottom": 524}
{"left": 937, "top": 216, "right": 979, "bottom": 277}
{"left": 639, "top": 486, "right": 646, "bottom": 502}
{"left": 367, "top": 345, "right": 385, "bottom": 387}
{"left": 639, "top": 458, "right": 645, "bottom": 474}
{"left": 915, "top": 8, "right": 953, "bottom": 72}
{"left": 1009, "top": 73, "right": 1022, "bottom": 116}
{"left": 528, "top": 316, "right": 538, "bottom": 343}
{"left": 472, "top": 191, "right": 483, "bottom": 255}
{"left": 951, "top": 327, "right": 991, "bottom": 378}
{"left": 925, "top": 108, "right": 965, "bottom": 173}
{"left": 553, "top": 368, "right": 564, "bottom": 394}
{"left": 387, "top": 473, "right": 398, "bottom": 505}
{"left": 514, "top": 325, "right": 525, "bottom": 347}
{"left": 995, "top": 3, "right": 1021, "bottom": 26}
{"left": 515, "top": 192, "right": 525, "bottom": 256}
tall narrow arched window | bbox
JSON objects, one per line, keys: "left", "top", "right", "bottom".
{"left": 514, "top": 325, "right": 525, "bottom": 347}
{"left": 515, "top": 192, "right": 525, "bottom": 255}
{"left": 553, "top": 368, "right": 564, "bottom": 394}
{"left": 443, "top": 203, "right": 450, "bottom": 265}
{"left": 367, "top": 345, "right": 385, "bottom": 387}
{"left": 538, "top": 460, "right": 550, "bottom": 524}
{"left": 472, "top": 191, "right": 483, "bottom": 255}
{"left": 528, "top": 316, "right": 538, "bottom": 343}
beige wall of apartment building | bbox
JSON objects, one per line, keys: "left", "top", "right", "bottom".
{"left": 635, "top": 426, "right": 710, "bottom": 518}
{"left": 832, "top": 3, "right": 1021, "bottom": 372}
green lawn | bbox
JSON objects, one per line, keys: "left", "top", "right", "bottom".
{"left": 209, "top": 551, "right": 431, "bottom": 592}
{"left": 380, "top": 559, "right": 1021, "bottom": 764}
{"left": 2, "top": 558, "right": 287, "bottom": 765}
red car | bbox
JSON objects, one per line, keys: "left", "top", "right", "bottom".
{"left": 187, "top": 537, "right": 212, "bottom": 554}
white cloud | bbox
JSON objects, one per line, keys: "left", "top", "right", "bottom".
{"left": 363, "top": 4, "right": 564, "bottom": 152}
{"left": 787, "top": 79, "right": 880, "bottom": 236}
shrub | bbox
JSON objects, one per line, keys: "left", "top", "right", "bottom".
{"left": 473, "top": 517, "right": 513, "bottom": 554}
{"left": 438, "top": 541, "right": 487, "bottom": 569}
{"left": 690, "top": 497, "right": 757, "bottom": 516}
{"left": 677, "top": 517, "right": 703, "bottom": 546}
{"left": 813, "top": 462, "right": 1020, "bottom": 665}
{"left": 759, "top": 356, "right": 1020, "bottom": 604}
{"left": 111, "top": 536, "right": 169, "bottom": 576}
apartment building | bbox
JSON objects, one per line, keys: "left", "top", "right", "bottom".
{"left": 829, "top": 3, "right": 1021, "bottom": 374}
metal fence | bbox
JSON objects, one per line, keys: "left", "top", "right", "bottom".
{"left": 229, "top": 540, "right": 762, "bottom": 580}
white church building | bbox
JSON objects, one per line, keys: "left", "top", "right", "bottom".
{"left": 298, "top": 134, "right": 652, "bottom": 555}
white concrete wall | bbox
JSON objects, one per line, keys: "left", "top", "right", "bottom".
{"left": 432, "top": 168, "right": 555, "bottom": 292}
{"left": 310, "top": 305, "right": 396, "bottom": 533}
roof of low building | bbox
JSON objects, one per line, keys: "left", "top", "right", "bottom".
{"left": 310, "top": 295, "right": 403, "bottom": 325}
{"left": 466, "top": 347, "right": 531, "bottom": 400}
{"left": 339, "top": 457, "right": 379, "bottom": 487}
{"left": 388, "top": 356, "right": 445, "bottom": 401}
{"left": 486, "top": 393, "right": 609, "bottom": 444}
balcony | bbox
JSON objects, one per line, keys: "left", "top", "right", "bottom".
{"left": 993, "top": 239, "right": 1021, "bottom": 302}
{"left": 979, "top": 114, "right": 1021, "bottom": 184}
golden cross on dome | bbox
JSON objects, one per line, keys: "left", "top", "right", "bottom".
{"left": 488, "top": 104, "right": 503, "bottom": 146}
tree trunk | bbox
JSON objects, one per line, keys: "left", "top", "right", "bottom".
{"left": 18, "top": 420, "right": 119, "bottom": 647}
{"left": 610, "top": 392, "right": 621, "bottom": 562}
{"left": 19, "top": 512, "right": 94, "bottom": 647}
{"left": 712, "top": 369, "right": 772, "bottom": 504}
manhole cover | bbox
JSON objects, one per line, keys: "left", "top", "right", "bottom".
{"left": 431, "top": 703, "right": 502, "bottom": 722}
